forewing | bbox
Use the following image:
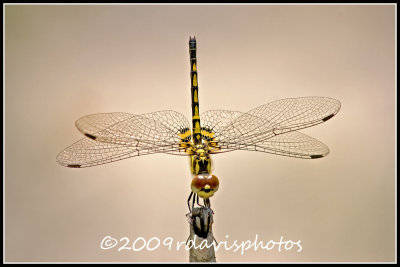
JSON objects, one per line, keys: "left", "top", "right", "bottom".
{"left": 200, "top": 110, "right": 243, "bottom": 137}
{"left": 75, "top": 110, "right": 190, "bottom": 148}
{"left": 208, "top": 97, "right": 339, "bottom": 144}
{"left": 201, "top": 97, "right": 340, "bottom": 158}
{"left": 57, "top": 110, "right": 191, "bottom": 168}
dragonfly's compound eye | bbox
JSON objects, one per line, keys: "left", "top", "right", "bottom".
{"left": 191, "top": 174, "right": 219, "bottom": 199}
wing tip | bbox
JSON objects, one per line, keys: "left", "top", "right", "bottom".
{"left": 322, "top": 113, "right": 335, "bottom": 122}
{"left": 84, "top": 133, "right": 97, "bottom": 140}
{"left": 310, "top": 154, "right": 324, "bottom": 159}
{"left": 67, "top": 164, "right": 82, "bottom": 168}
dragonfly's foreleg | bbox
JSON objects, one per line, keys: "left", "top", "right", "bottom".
{"left": 192, "top": 193, "right": 196, "bottom": 211}
{"left": 196, "top": 194, "right": 203, "bottom": 207}
{"left": 187, "top": 192, "right": 193, "bottom": 212}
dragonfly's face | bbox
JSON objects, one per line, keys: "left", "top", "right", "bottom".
{"left": 191, "top": 174, "right": 219, "bottom": 199}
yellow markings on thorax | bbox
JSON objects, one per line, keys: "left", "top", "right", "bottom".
{"left": 178, "top": 130, "right": 191, "bottom": 140}
{"left": 178, "top": 128, "right": 192, "bottom": 151}
{"left": 191, "top": 155, "right": 200, "bottom": 174}
{"left": 193, "top": 74, "right": 198, "bottom": 87}
{"left": 208, "top": 141, "right": 219, "bottom": 148}
{"left": 190, "top": 152, "right": 213, "bottom": 176}
{"left": 201, "top": 129, "right": 214, "bottom": 139}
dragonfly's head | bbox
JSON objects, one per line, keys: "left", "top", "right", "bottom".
{"left": 191, "top": 174, "right": 219, "bottom": 199}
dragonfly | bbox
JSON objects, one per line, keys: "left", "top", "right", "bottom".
{"left": 57, "top": 36, "right": 341, "bottom": 211}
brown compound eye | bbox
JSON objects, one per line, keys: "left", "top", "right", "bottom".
{"left": 207, "top": 174, "right": 219, "bottom": 191}
{"left": 191, "top": 174, "right": 219, "bottom": 199}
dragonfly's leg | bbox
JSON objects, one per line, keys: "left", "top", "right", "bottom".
{"left": 196, "top": 194, "right": 203, "bottom": 207}
{"left": 192, "top": 193, "right": 196, "bottom": 210}
{"left": 187, "top": 192, "right": 193, "bottom": 212}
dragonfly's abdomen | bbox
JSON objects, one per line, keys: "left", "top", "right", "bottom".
{"left": 189, "top": 36, "right": 202, "bottom": 145}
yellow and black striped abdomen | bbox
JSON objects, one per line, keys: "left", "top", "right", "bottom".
{"left": 189, "top": 36, "right": 202, "bottom": 146}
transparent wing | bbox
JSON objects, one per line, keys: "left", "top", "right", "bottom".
{"left": 201, "top": 97, "right": 340, "bottom": 158}
{"left": 200, "top": 110, "right": 243, "bottom": 137}
{"left": 75, "top": 110, "right": 190, "bottom": 148}
{"left": 57, "top": 110, "right": 191, "bottom": 168}
{"left": 56, "top": 136, "right": 184, "bottom": 168}
{"left": 218, "top": 131, "right": 330, "bottom": 159}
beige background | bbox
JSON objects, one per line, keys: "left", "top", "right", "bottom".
{"left": 5, "top": 4, "right": 395, "bottom": 263}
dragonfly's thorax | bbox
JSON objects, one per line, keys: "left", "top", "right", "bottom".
{"left": 190, "top": 145, "right": 212, "bottom": 175}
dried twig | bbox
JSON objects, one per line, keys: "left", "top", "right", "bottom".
{"left": 187, "top": 207, "right": 216, "bottom": 262}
